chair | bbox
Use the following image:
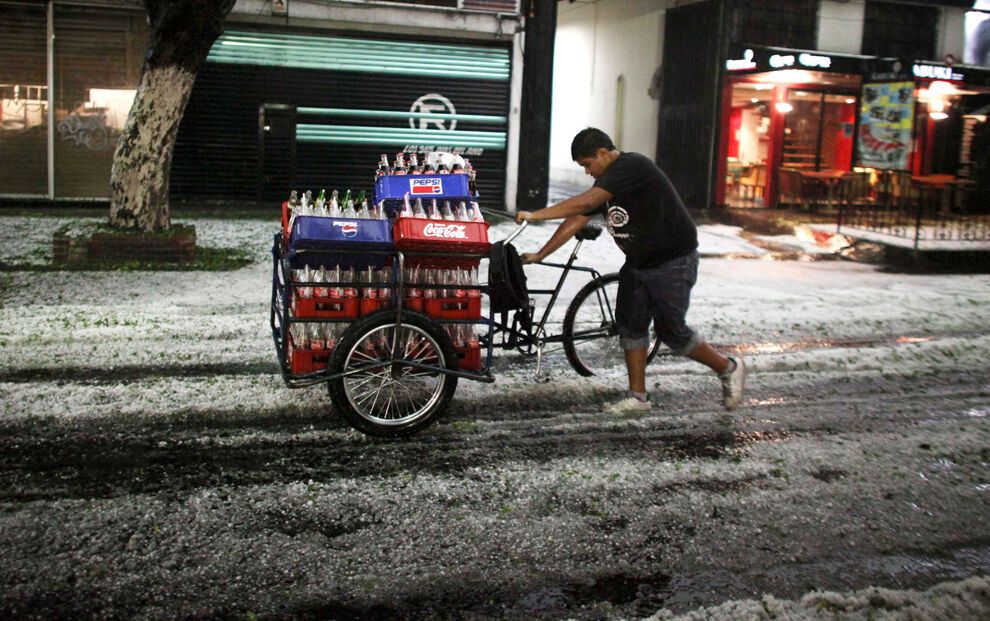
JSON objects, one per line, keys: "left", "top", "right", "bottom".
{"left": 777, "top": 168, "right": 801, "bottom": 207}
{"left": 838, "top": 172, "right": 873, "bottom": 206}
{"left": 737, "top": 164, "right": 766, "bottom": 201}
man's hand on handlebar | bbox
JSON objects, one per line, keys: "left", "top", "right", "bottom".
{"left": 515, "top": 211, "right": 535, "bottom": 224}
{"left": 520, "top": 252, "right": 543, "bottom": 264}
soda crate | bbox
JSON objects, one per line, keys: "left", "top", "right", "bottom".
{"left": 393, "top": 217, "right": 490, "bottom": 267}
{"left": 359, "top": 297, "right": 387, "bottom": 317}
{"left": 454, "top": 344, "right": 482, "bottom": 371}
{"left": 293, "top": 296, "right": 360, "bottom": 319}
{"left": 288, "top": 215, "right": 393, "bottom": 268}
{"left": 424, "top": 296, "right": 482, "bottom": 320}
{"left": 404, "top": 297, "right": 425, "bottom": 313}
{"left": 288, "top": 344, "right": 332, "bottom": 375}
{"left": 374, "top": 174, "right": 471, "bottom": 216}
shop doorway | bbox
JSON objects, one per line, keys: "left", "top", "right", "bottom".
{"left": 258, "top": 104, "right": 296, "bottom": 205}
{"left": 720, "top": 71, "right": 861, "bottom": 208}
{"left": 783, "top": 91, "right": 856, "bottom": 172}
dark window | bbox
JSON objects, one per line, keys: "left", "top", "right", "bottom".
{"left": 730, "top": 0, "right": 819, "bottom": 49}
{"left": 862, "top": 1, "right": 938, "bottom": 60}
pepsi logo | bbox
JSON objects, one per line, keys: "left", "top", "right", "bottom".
{"left": 410, "top": 178, "right": 443, "bottom": 195}
{"left": 334, "top": 221, "right": 359, "bottom": 238}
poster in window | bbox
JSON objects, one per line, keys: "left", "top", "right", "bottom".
{"left": 857, "top": 81, "right": 914, "bottom": 170}
{"left": 965, "top": 0, "right": 990, "bottom": 66}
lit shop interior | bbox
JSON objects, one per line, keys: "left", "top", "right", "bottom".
{"left": 716, "top": 47, "right": 990, "bottom": 210}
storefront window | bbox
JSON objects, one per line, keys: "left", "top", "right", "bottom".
{"left": 784, "top": 91, "right": 856, "bottom": 171}
{"left": 53, "top": 5, "right": 146, "bottom": 198}
{"left": 725, "top": 83, "right": 772, "bottom": 206}
{"left": 0, "top": 5, "right": 48, "bottom": 196}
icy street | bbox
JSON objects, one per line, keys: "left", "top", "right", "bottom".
{"left": 0, "top": 214, "right": 989, "bottom": 620}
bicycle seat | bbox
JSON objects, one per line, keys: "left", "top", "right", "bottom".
{"left": 575, "top": 222, "right": 603, "bottom": 241}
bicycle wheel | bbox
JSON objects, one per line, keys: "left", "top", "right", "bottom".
{"left": 327, "top": 310, "right": 458, "bottom": 437}
{"left": 562, "top": 273, "right": 662, "bottom": 377}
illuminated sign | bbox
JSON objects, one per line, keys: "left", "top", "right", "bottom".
{"left": 726, "top": 49, "right": 757, "bottom": 71}
{"left": 912, "top": 64, "right": 964, "bottom": 81}
{"left": 770, "top": 54, "right": 795, "bottom": 69}
{"left": 799, "top": 53, "right": 831, "bottom": 69}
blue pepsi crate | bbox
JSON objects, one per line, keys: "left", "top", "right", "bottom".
{"left": 288, "top": 215, "right": 394, "bottom": 268}
{"left": 374, "top": 174, "right": 472, "bottom": 216}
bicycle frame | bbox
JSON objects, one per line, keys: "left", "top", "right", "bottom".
{"left": 484, "top": 229, "right": 603, "bottom": 351}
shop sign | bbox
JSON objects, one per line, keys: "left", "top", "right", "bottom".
{"left": 857, "top": 81, "right": 914, "bottom": 170}
{"left": 726, "top": 49, "right": 757, "bottom": 71}
{"left": 912, "top": 63, "right": 964, "bottom": 81}
{"left": 798, "top": 53, "right": 831, "bottom": 69}
{"left": 769, "top": 54, "right": 795, "bottom": 69}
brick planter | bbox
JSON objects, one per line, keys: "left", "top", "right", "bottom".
{"left": 53, "top": 225, "right": 196, "bottom": 265}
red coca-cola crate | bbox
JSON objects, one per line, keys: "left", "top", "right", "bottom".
{"left": 424, "top": 296, "right": 482, "bottom": 320}
{"left": 281, "top": 201, "right": 291, "bottom": 239}
{"left": 293, "top": 296, "right": 360, "bottom": 319}
{"left": 393, "top": 217, "right": 490, "bottom": 267}
{"left": 288, "top": 344, "right": 331, "bottom": 374}
{"left": 404, "top": 297, "right": 424, "bottom": 313}
{"left": 360, "top": 297, "right": 387, "bottom": 316}
{"left": 454, "top": 344, "right": 482, "bottom": 371}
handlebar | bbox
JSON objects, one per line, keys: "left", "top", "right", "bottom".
{"left": 502, "top": 220, "right": 529, "bottom": 245}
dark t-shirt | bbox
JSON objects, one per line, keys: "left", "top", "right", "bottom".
{"left": 592, "top": 152, "right": 698, "bottom": 268}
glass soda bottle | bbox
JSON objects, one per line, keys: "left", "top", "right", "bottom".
{"left": 401, "top": 192, "right": 413, "bottom": 218}
{"left": 441, "top": 201, "right": 455, "bottom": 221}
{"left": 413, "top": 198, "right": 427, "bottom": 219}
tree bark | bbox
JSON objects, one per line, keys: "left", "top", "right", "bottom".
{"left": 109, "top": 0, "right": 235, "bottom": 232}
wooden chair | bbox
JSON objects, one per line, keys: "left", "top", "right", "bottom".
{"left": 737, "top": 164, "right": 766, "bottom": 200}
{"left": 777, "top": 168, "right": 802, "bottom": 207}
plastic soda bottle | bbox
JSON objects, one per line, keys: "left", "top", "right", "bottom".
{"left": 467, "top": 266, "right": 481, "bottom": 298}
{"left": 362, "top": 266, "right": 378, "bottom": 300}
{"left": 343, "top": 267, "right": 357, "bottom": 299}
{"left": 471, "top": 201, "right": 484, "bottom": 222}
{"left": 413, "top": 198, "right": 427, "bottom": 219}
{"left": 329, "top": 264, "right": 342, "bottom": 299}
{"left": 314, "top": 265, "right": 328, "bottom": 298}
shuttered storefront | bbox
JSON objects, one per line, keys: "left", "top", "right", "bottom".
{"left": 0, "top": 4, "right": 48, "bottom": 196}
{"left": 171, "top": 30, "right": 511, "bottom": 210}
{"left": 52, "top": 5, "right": 146, "bottom": 199}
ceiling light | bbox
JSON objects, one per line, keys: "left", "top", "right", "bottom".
{"left": 775, "top": 102, "right": 794, "bottom": 113}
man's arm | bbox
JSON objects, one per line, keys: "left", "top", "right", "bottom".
{"left": 521, "top": 214, "right": 591, "bottom": 264}
{"left": 514, "top": 186, "right": 612, "bottom": 263}
{"left": 515, "top": 186, "right": 612, "bottom": 223}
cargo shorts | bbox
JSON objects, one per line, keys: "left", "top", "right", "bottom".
{"left": 615, "top": 251, "right": 701, "bottom": 356}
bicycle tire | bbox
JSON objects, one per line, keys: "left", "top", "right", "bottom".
{"left": 327, "top": 310, "right": 458, "bottom": 437}
{"left": 562, "top": 273, "right": 662, "bottom": 377}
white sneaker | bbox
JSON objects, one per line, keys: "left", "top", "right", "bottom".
{"left": 720, "top": 357, "right": 746, "bottom": 411}
{"left": 604, "top": 395, "right": 651, "bottom": 415}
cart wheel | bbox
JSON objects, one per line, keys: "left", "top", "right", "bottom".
{"left": 562, "top": 273, "right": 663, "bottom": 377}
{"left": 327, "top": 310, "right": 458, "bottom": 437}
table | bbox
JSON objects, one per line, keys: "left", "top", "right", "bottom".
{"left": 798, "top": 170, "right": 846, "bottom": 207}
{"left": 911, "top": 175, "right": 975, "bottom": 214}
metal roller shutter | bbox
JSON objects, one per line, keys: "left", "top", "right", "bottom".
{"left": 171, "top": 29, "right": 511, "bottom": 211}
{"left": 0, "top": 3, "right": 48, "bottom": 197}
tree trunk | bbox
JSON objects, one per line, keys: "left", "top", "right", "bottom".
{"left": 109, "top": 0, "right": 235, "bottom": 232}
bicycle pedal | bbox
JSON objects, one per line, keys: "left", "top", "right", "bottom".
{"left": 533, "top": 371, "right": 553, "bottom": 384}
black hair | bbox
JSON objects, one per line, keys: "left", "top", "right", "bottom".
{"left": 570, "top": 128, "right": 615, "bottom": 161}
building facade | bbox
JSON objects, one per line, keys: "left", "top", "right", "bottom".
{"left": 550, "top": 0, "right": 988, "bottom": 211}
{"left": 0, "top": 0, "right": 526, "bottom": 210}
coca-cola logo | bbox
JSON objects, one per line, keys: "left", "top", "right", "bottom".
{"left": 422, "top": 223, "right": 467, "bottom": 239}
